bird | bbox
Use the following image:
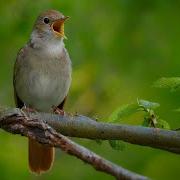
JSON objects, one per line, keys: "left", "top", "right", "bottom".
{"left": 13, "top": 9, "right": 72, "bottom": 174}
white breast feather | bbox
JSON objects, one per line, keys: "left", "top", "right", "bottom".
{"left": 46, "top": 40, "right": 64, "bottom": 57}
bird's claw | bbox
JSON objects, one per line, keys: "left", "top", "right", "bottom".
{"left": 52, "top": 106, "right": 65, "bottom": 115}
{"left": 21, "top": 106, "right": 37, "bottom": 113}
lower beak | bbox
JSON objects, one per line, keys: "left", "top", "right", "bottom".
{"left": 51, "top": 16, "right": 69, "bottom": 38}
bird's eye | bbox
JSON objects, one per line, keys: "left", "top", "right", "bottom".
{"left": 44, "top": 17, "right": 50, "bottom": 24}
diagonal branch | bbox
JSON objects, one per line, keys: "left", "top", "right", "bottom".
{"left": 0, "top": 108, "right": 147, "bottom": 180}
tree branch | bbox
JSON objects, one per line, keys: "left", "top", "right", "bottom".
{"left": 0, "top": 107, "right": 147, "bottom": 180}
{"left": 0, "top": 108, "right": 180, "bottom": 154}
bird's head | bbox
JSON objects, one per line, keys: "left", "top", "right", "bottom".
{"left": 32, "top": 10, "right": 69, "bottom": 42}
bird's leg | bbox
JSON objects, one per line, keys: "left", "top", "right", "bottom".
{"left": 52, "top": 106, "right": 65, "bottom": 115}
{"left": 21, "top": 104, "right": 37, "bottom": 113}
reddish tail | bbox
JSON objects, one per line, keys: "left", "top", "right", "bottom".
{"left": 28, "top": 138, "right": 54, "bottom": 174}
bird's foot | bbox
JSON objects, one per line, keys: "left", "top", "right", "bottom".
{"left": 21, "top": 106, "right": 37, "bottom": 113}
{"left": 52, "top": 106, "right": 65, "bottom": 115}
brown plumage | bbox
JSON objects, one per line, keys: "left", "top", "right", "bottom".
{"left": 28, "top": 139, "right": 54, "bottom": 174}
{"left": 13, "top": 10, "right": 72, "bottom": 174}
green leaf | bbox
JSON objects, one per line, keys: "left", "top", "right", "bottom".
{"left": 142, "top": 117, "right": 151, "bottom": 127}
{"left": 153, "top": 77, "right": 180, "bottom": 91}
{"left": 138, "top": 99, "right": 160, "bottom": 110}
{"left": 156, "top": 119, "right": 170, "bottom": 130}
{"left": 108, "top": 140, "right": 125, "bottom": 151}
{"left": 108, "top": 103, "right": 140, "bottom": 122}
{"left": 143, "top": 116, "right": 170, "bottom": 130}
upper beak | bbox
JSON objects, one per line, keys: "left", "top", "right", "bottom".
{"left": 51, "top": 16, "right": 70, "bottom": 38}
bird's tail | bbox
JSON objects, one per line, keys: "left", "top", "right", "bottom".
{"left": 28, "top": 138, "right": 54, "bottom": 174}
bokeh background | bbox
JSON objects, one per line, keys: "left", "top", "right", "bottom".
{"left": 0, "top": 0, "right": 180, "bottom": 179}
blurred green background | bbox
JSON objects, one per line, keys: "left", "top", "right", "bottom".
{"left": 0, "top": 0, "right": 180, "bottom": 179}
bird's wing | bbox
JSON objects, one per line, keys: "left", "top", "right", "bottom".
{"left": 57, "top": 47, "right": 71, "bottom": 110}
{"left": 13, "top": 47, "right": 26, "bottom": 108}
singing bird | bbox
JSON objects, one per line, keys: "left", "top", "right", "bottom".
{"left": 13, "top": 10, "right": 72, "bottom": 174}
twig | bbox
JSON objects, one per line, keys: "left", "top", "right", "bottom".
{"left": 0, "top": 108, "right": 147, "bottom": 180}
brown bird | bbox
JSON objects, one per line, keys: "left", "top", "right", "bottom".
{"left": 13, "top": 10, "right": 72, "bottom": 174}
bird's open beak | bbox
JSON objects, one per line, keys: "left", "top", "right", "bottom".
{"left": 51, "top": 16, "right": 69, "bottom": 39}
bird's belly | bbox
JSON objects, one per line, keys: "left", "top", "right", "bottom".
{"left": 16, "top": 69, "right": 70, "bottom": 112}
